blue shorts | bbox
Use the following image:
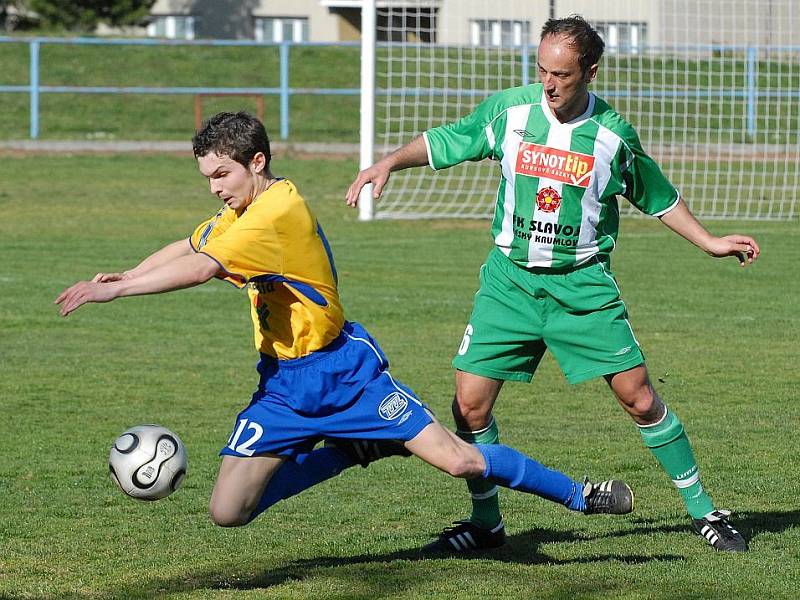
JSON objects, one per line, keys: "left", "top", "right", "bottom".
{"left": 220, "top": 321, "right": 435, "bottom": 459}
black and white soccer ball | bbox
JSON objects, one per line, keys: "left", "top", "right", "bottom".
{"left": 109, "top": 424, "right": 188, "bottom": 500}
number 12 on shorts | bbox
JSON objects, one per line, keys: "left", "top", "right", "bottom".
{"left": 227, "top": 418, "right": 263, "bottom": 456}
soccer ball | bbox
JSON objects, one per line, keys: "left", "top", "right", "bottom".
{"left": 109, "top": 424, "right": 188, "bottom": 501}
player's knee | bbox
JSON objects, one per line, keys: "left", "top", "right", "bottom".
{"left": 442, "top": 446, "right": 484, "bottom": 479}
{"left": 607, "top": 366, "right": 663, "bottom": 421}
{"left": 620, "top": 386, "right": 661, "bottom": 421}
{"left": 208, "top": 498, "right": 252, "bottom": 528}
{"left": 451, "top": 396, "right": 492, "bottom": 431}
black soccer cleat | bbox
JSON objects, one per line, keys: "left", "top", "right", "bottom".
{"left": 323, "top": 437, "right": 411, "bottom": 468}
{"left": 421, "top": 520, "right": 507, "bottom": 554}
{"left": 582, "top": 478, "right": 634, "bottom": 514}
{"left": 692, "top": 509, "right": 748, "bottom": 552}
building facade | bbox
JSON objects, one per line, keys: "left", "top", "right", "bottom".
{"left": 145, "top": 1, "right": 798, "bottom": 49}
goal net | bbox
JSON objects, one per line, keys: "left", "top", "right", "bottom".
{"left": 364, "top": 0, "right": 800, "bottom": 221}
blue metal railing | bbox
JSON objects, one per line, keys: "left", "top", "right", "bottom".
{"left": 0, "top": 36, "right": 362, "bottom": 140}
{"left": 29, "top": 40, "right": 39, "bottom": 138}
{"left": 1, "top": 36, "right": 791, "bottom": 140}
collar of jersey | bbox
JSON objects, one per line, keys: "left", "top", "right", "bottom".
{"left": 540, "top": 92, "right": 596, "bottom": 129}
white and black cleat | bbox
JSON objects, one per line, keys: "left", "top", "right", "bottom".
{"left": 692, "top": 509, "right": 748, "bottom": 552}
{"left": 582, "top": 478, "right": 634, "bottom": 514}
{"left": 421, "top": 519, "right": 507, "bottom": 554}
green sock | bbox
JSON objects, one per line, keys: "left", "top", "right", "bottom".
{"left": 638, "top": 408, "right": 715, "bottom": 519}
{"left": 458, "top": 418, "right": 502, "bottom": 529}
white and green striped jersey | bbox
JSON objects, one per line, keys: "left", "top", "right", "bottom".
{"left": 423, "top": 83, "right": 680, "bottom": 270}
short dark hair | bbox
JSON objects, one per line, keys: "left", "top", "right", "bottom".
{"left": 540, "top": 15, "right": 605, "bottom": 74}
{"left": 192, "top": 111, "right": 271, "bottom": 168}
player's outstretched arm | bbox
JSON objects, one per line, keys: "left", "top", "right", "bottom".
{"left": 345, "top": 135, "right": 429, "bottom": 207}
{"left": 55, "top": 252, "right": 220, "bottom": 317}
{"left": 659, "top": 198, "right": 760, "bottom": 266}
{"left": 92, "top": 239, "right": 194, "bottom": 283}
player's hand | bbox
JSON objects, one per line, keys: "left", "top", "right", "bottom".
{"left": 706, "top": 234, "right": 760, "bottom": 266}
{"left": 345, "top": 162, "right": 391, "bottom": 207}
{"left": 55, "top": 280, "right": 120, "bottom": 317}
{"left": 91, "top": 271, "right": 130, "bottom": 283}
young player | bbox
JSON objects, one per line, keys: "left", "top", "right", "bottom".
{"left": 55, "top": 111, "right": 633, "bottom": 539}
{"left": 346, "top": 16, "right": 759, "bottom": 552}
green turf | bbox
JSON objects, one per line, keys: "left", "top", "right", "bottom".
{"left": 2, "top": 39, "right": 799, "bottom": 144}
{"left": 0, "top": 41, "right": 362, "bottom": 141}
{"left": 1, "top": 154, "right": 798, "bottom": 599}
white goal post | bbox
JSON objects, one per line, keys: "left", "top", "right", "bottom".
{"left": 359, "top": 0, "right": 800, "bottom": 221}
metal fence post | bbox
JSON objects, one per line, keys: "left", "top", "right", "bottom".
{"left": 358, "top": 0, "right": 376, "bottom": 221}
{"left": 521, "top": 42, "right": 530, "bottom": 86}
{"left": 29, "top": 40, "right": 40, "bottom": 139}
{"left": 279, "top": 42, "right": 289, "bottom": 139}
{"left": 746, "top": 46, "right": 757, "bottom": 138}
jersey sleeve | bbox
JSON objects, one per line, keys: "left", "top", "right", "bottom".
{"left": 620, "top": 128, "right": 680, "bottom": 217}
{"left": 189, "top": 207, "right": 231, "bottom": 251}
{"left": 423, "top": 94, "right": 502, "bottom": 170}
{"left": 194, "top": 203, "right": 282, "bottom": 288}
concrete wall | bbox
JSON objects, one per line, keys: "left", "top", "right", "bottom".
{"left": 559, "top": 0, "right": 660, "bottom": 45}
{"left": 660, "top": 0, "right": 800, "bottom": 47}
{"left": 252, "top": 1, "right": 340, "bottom": 41}
{"left": 436, "top": 0, "right": 547, "bottom": 46}
{"left": 145, "top": 0, "right": 800, "bottom": 47}
{"left": 150, "top": 0, "right": 337, "bottom": 40}
{"left": 435, "top": 0, "right": 660, "bottom": 46}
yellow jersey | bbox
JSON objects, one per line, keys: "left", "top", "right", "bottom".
{"left": 189, "top": 179, "right": 345, "bottom": 359}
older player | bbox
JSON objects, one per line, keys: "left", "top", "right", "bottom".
{"left": 55, "top": 111, "right": 634, "bottom": 537}
{"left": 346, "top": 16, "right": 758, "bottom": 552}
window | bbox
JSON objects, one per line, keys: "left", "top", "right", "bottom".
{"left": 470, "top": 19, "right": 530, "bottom": 48}
{"left": 377, "top": 8, "right": 437, "bottom": 43}
{"left": 593, "top": 22, "right": 647, "bottom": 54}
{"left": 254, "top": 17, "right": 309, "bottom": 43}
{"left": 147, "top": 15, "right": 195, "bottom": 40}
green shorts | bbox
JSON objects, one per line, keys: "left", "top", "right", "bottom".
{"left": 452, "top": 248, "right": 644, "bottom": 384}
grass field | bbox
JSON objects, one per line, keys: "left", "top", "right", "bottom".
{"left": 2, "top": 39, "right": 800, "bottom": 145}
{"left": 1, "top": 153, "right": 799, "bottom": 599}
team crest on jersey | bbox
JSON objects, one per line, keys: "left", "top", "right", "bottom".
{"left": 536, "top": 187, "right": 562, "bottom": 213}
{"left": 378, "top": 392, "right": 408, "bottom": 420}
{"left": 515, "top": 142, "right": 594, "bottom": 188}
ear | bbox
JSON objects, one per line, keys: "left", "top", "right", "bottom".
{"left": 585, "top": 63, "right": 599, "bottom": 83}
{"left": 250, "top": 152, "right": 267, "bottom": 174}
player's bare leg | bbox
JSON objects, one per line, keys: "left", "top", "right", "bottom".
{"left": 427, "top": 371, "right": 508, "bottom": 550}
{"left": 408, "top": 421, "right": 633, "bottom": 553}
{"left": 453, "top": 370, "right": 504, "bottom": 432}
{"left": 606, "top": 364, "right": 748, "bottom": 551}
{"left": 605, "top": 364, "right": 665, "bottom": 424}
{"left": 209, "top": 454, "right": 284, "bottom": 527}
{"left": 405, "top": 422, "right": 484, "bottom": 478}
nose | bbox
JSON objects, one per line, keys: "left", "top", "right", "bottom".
{"left": 209, "top": 178, "right": 223, "bottom": 195}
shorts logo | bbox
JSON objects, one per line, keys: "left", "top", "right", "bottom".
{"left": 536, "top": 186, "right": 562, "bottom": 213}
{"left": 378, "top": 392, "right": 408, "bottom": 421}
{"left": 515, "top": 142, "right": 594, "bottom": 188}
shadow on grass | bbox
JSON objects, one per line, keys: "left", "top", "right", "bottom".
{"left": 191, "top": 509, "right": 800, "bottom": 594}
{"left": 13, "top": 510, "right": 797, "bottom": 599}
{"left": 600, "top": 508, "right": 800, "bottom": 545}
{"left": 144, "top": 528, "right": 684, "bottom": 598}
{"left": 731, "top": 508, "right": 800, "bottom": 540}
